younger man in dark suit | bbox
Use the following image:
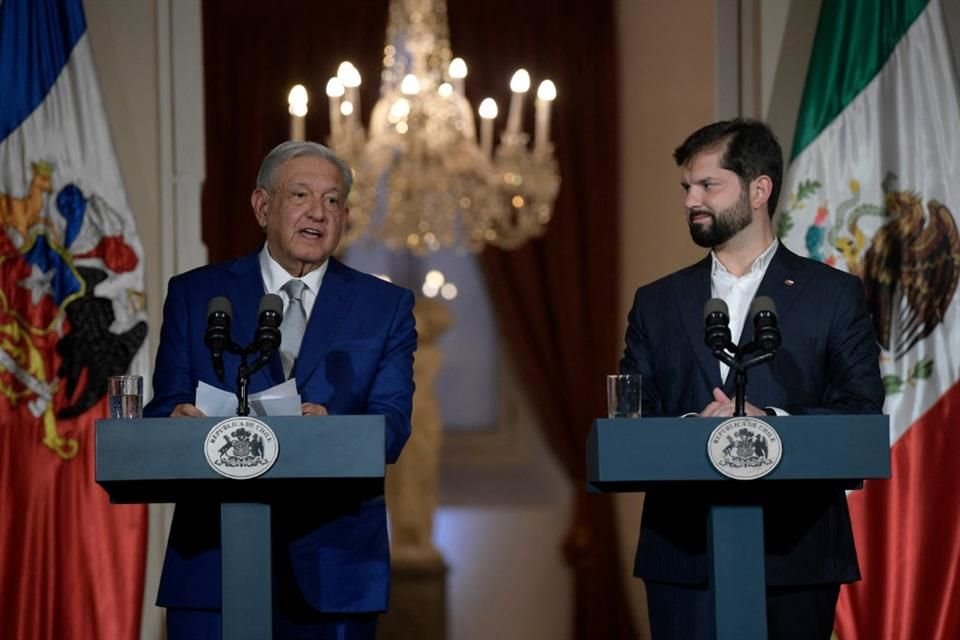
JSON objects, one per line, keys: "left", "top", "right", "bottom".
{"left": 620, "top": 119, "right": 884, "bottom": 639}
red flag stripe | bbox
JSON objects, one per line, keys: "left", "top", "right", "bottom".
{"left": 836, "top": 380, "right": 960, "bottom": 639}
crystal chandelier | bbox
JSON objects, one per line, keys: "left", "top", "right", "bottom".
{"left": 316, "top": 0, "right": 559, "bottom": 254}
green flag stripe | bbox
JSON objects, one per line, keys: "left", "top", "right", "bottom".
{"left": 790, "top": 0, "right": 930, "bottom": 159}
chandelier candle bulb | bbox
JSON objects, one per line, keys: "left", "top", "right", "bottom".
{"left": 287, "top": 84, "right": 308, "bottom": 142}
{"left": 325, "top": 77, "right": 345, "bottom": 141}
{"left": 337, "top": 61, "right": 362, "bottom": 129}
{"left": 449, "top": 57, "right": 467, "bottom": 95}
{"left": 506, "top": 69, "right": 530, "bottom": 135}
{"left": 478, "top": 98, "right": 498, "bottom": 159}
{"left": 400, "top": 73, "right": 421, "bottom": 95}
{"left": 534, "top": 80, "right": 556, "bottom": 154}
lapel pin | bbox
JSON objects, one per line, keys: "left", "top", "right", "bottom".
{"left": 784, "top": 279, "right": 795, "bottom": 286}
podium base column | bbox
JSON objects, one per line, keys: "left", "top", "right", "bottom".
{"left": 709, "top": 504, "right": 767, "bottom": 640}
{"left": 221, "top": 503, "right": 273, "bottom": 640}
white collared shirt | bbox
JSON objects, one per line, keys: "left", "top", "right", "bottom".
{"left": 258, "top": 244, "right": 327, "bottom": 321}
{"left": 711, "top": 239, "right": 779, "bottom": 382}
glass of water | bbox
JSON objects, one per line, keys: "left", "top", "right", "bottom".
{"left": 606, "top": 374, "right": 641, "bottom": 419}
{"left": 108, "top": 375, "right": 143, "bottom": 419}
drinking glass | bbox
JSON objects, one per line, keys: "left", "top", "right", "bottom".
{"left": 108, "top": 375, "right": 143, "bottom": 419}
{"left": 606, "top": 374, "right": 641, "bottom": 419}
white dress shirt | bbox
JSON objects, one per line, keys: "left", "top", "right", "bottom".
{"left": 258, "top": 243, "right": 328, "bottom": 322}
{"left": 710, "top": 239, "right": 779, "bottom": 383}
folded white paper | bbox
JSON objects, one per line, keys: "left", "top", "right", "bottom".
{"left": 195, "top": 379, "right": 302, "bottom": 417}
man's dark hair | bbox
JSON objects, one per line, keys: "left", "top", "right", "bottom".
{"left": 673, "top": 119, "right": 783, "bottom": 218}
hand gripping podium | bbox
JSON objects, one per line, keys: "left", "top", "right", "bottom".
{"left": 96, "top": 415, "right": 385, "bottom": 640}
{"left": 587, "top": 415, "right": 889, "bottom": 640}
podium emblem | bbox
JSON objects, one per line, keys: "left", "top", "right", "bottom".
{"left": 707, "top": 417, "right": 782, "bottom": 480}
{"left": 204, "top": 417, "right": 279, "bottom": 479}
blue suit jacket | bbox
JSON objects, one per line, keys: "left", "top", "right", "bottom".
{"left": 620, "top": 244, "right": 884, "bottom": 586}
{"left": 144, "top": 252, "right": 416, "bottom": 613}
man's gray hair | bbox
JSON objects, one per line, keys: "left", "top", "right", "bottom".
{"left": 256, "top": 141, "right": 354, "bottom": 196}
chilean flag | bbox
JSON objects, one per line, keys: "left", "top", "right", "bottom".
{"left": 1, "top": 0, "right": 149, "bottom": 638}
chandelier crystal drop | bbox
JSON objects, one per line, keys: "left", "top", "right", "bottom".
{"left": 324, "top": 0, "right": 560, "bottom": 254}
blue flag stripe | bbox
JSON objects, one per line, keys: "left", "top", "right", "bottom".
{"left": 0, "top": 0, "right": 86, "bottom": 143}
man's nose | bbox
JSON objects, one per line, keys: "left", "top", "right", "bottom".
{"left": 684, "top": 189, "right": 701, "bottom": 210}
{"left": 306, "top": 200, "right": 327, "bottom": 220}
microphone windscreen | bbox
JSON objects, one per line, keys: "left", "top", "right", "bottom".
{"left": 748, "top": 296, "right": 777, "bottom": 318}
{"left": 703, "top": 297, "right": 729, "bottom": 321}
{"left": 259, "top": 293, "right": 283, "bottom": 318}
{"left": 207, "top": 296, "right": 233, "bottom": 320}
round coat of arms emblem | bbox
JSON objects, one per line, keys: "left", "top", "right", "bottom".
{"left": 706, "top": 417, "right": 782, "bottom": 480}
{"left": 204, "top": 417, "right": 279, "bottom": 480}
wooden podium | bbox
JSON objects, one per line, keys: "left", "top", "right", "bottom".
{"left": 587, "top": 414, "right": 890, "bottom": 640}
{"left": 96, "top": 415, "right": 385, "bottom": 640}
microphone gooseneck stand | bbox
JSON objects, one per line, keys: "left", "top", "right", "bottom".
{"left": 205, "top": 294, "right": 283, "bottom": 417}
{"left": 232, "top": 346, "right": 276, "bottom": 416}
{"left": 704, "top": 296, "right": 780, "bottom": 418}
{"left": 710, "top": 346, "right": 774, "bottom": 417}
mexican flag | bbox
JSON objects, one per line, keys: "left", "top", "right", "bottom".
{"left": 779, "top": 0, "right": 960, "bottom": 637}
{"left": 0, "top": 0, "right": 149, "bottom": 638}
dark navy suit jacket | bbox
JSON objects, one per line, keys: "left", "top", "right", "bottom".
{"left": 620, "top": 244, "right": 884, "bottom": 586}
{"left": 144, "top": 251, "right": 416, "bottom": 612}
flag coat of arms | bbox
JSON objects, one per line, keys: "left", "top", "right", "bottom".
{"left": 779, "top": 0, "right": 960, "bottom": 637}
{"left": 1, "top": 0, "right": 149, "bottom": 638}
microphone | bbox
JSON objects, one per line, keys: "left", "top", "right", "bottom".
{"left": 703, "top": 298, "right": 731, "bottom": 352}
{"left": 749, "top": 296, "right": 781, "bottom": 354}
{"left": 254, "top": 293, "right": 283, "bottom": 353}
{"left": 205, "top": 297, "right": 233, "bottom": 383}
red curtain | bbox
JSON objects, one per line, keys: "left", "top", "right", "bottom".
{"left": 201, "top": 1, "right": 633, "bottom": 636}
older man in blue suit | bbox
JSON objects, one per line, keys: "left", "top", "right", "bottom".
{"left": 620, "top": 119, "right": 884, "bottom": 640}
{"left": 144, "top": 141, "right": 417, "bottom": 639}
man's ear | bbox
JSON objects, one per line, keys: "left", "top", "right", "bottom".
{"left": 251, "top": 188, "right": 269, "bottom": 228}
{"left": 750, "top": 175, "right": 773, "bottom": 210}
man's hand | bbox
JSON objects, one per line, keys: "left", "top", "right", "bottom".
{"left": 172, "top": 403, "right": 205, "bottom": 417}
{"left": 699, "top": 387, "right": 765, "bottom": 417}
{"left": 301, "top": 402, "right": 329, "bottom": 416}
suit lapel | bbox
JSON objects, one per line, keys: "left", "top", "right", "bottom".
{"left": 293, "top": 258, "right": 357, "bottom": 386}
{"left": 225, "top": 252, "right": 285, "bottom": 388}
{"left": 743, "top": 243, "right": 807, "bottom": 345}
{"left": 675, "top": 255, "right": 723, "bottom": 388}
{"left": 723, "top": 243, "right": 807, "bottom": 396}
